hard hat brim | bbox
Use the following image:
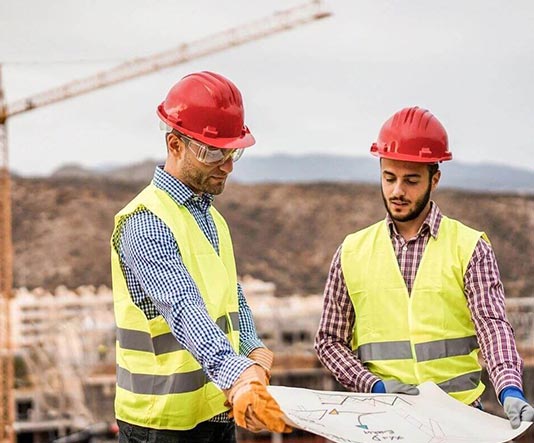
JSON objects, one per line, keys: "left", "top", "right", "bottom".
{"left": 157, "top": 106, "right": 255, "bottom": 150}
{"left": 370, "top": 147, "right": 452, "bottom": 163}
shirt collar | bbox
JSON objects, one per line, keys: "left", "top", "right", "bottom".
{"left": 386, "top": 201, "right": 442, "bottom": 239}
{"left": 152, "top": 165, "right": 214, "bottom": 207}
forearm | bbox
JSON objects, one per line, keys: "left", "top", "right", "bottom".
{"left": 168, "top": 301, "right": 254, "bottom": 389}
{"left": 465, "top": 238, "right": 524, "bottom": 396}
{"left": 315, "top": 329, "right": 380, "bottom": 392}
{"left": 121, "top": 212, "right": 254, "bottom": 389}
{"left": 237, "top": 283, "right": 265, "bottom": 356}
{"left": 473, "top": 313, "right": 523, "bottom": 394}
{"left": 314, "top": 246, "right": 380, "bottom": 393}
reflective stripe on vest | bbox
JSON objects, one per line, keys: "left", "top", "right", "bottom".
{"left": 356, "top": 336, "right": 480, "bottom": 393}
{"left": 342, "top": 216, "right": 487, "bottom": 404}
{"left": 358, "top": 340, "right": 412, "bottom": 361}
{"left": 415, "top": 335, "right": 479, "bottom": 362}
{"left": 436, "top": 370, "right": 481, "bottom": 394}
{"left": 111, "top": 184, "right": 239, "bottom": 430}
{"left": 117, "top": 365, "right": 208, "bottom": 395}
{"left": 117, "top": 312, "right": 240, "bottom": 355}
{"left": 358, "top": 335, "right": 479, "bottom": 363}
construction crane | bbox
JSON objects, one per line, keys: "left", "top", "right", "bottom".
{"left": 0, "top": 2, "right": 331, "bottom": 442}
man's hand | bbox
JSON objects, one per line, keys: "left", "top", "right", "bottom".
{"left": 248, "top": 347, "right": 274, "bottom": 385}
{"left": 501, "top": 387, "right": 534, "bottom": 429}
{"left": 372, "top": 380, "right": 420, "bottom": 395}
{"left": 224, "top": 365, "right": 292, "bottom": 434}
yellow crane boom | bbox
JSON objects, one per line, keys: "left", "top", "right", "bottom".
{"left": 2, "top": 1, "right": 329, "bottom": 120}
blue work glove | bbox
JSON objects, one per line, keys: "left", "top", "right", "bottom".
{"left": 372, "top": 380, "right": 420, "bottom": 395}
{"left": 500, "top": 387, "right": 534, "bottom": 429}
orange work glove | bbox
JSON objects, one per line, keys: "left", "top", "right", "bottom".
{"left": 248, "top": 347, "right": 274, "bottom": 384}
{"left": 224, "top": 364, "right": 269, "bottom": 432}
{"left": 224, "top": 366, "right": 292, "bottom": 434}
{"left": 223, "top": 364, "right": 267, "bottom": 408}
{"left": 232, "top": 380, "right": 292, "bottom": 433}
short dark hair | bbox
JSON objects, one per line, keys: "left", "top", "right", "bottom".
{"left": 428, "top": 163, "right": 439, "bottom": 178}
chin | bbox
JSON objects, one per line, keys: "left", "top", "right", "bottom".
{"left": 209, "top": 185, "right": 225, "bottom": 195}
{"left": 389, "top": 206, "right": 407, "bottom": 216}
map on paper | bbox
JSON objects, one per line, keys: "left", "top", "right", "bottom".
{"left": 268, "top": 382, "right": 532, "bottom": 443}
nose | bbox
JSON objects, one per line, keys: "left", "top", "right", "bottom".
{"left": 218, "top": 155, "right": 234, "bottom": 174}
{"left": 392, "top": 181, "right": 406, "bottom": 198}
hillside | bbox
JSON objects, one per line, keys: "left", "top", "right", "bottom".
{"left": 11, "top": 176, "right": 534, "bottom": 297}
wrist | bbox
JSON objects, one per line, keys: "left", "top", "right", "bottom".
{"left": 499, "top": 386, "right": 526, "bottom": 404}
{"left": 248, "top": 347, "right": 274, "bottom": 372}
{"left": 372, "top": 380, "right": 386, "bottom": 394}
{"left": 225, "top": 364, "right": 264, "bottom": 403}
{"left": 219, "top": 356, "right": 255, "bottom": 390}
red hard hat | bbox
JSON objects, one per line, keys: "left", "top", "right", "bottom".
{"left": 370, "top": 106, "right": 452, "bottom": 163}
{"left": 157, "top": 71, "right": 255, "bottom": 150}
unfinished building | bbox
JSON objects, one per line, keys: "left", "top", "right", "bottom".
{"left": 9, "top": 278, "right": 534, "bottom": 442}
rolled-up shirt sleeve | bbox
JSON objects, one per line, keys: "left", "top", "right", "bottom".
{"left": 314, "top": 246, "right": 380, "bottom": 392}
{"left": 120, "top": 210, "right": 253, "bottom": 390}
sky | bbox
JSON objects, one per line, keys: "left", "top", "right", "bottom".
{"left": 1, "top": 0, "right": 534, "bottom": 176}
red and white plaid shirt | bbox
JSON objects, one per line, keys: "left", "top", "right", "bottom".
{"left": 314, "top": 202, "right": 524, "bottom": 398}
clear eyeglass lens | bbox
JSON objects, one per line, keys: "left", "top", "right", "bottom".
{"left": 187, "top": 137, "right": 243, "bottom": 165}
{"left": 231, "top": 149, "right": 244, "bottom": 163}
{"left": 203, "top": 146, "right": 226, "bottom": 164}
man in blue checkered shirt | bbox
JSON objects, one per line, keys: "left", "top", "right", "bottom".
{"left": 111, "top": 72, "right": 291, "bottom": 442}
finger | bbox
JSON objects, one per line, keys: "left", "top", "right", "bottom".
{"left": 509, "top": 410, "right": 521, "bottom": 429}
{"left": 521, "top": 405, "right": 534, "bottom": 422}
{"left": 404, "top": 386, "right": 420, "bottom": 395}
{"left": 272, "top": 420, "right": 294, "bottom": 433}
{"left": 282, "top": 424, "right": 293, "bottom": 433}
{"left": 250, "top": 405, "right": 291, "bottom": 434}
{"left": 234, "top": 414, "right": 247, "bottom": 429}
{"left": 244, "top": 416, "right": 265, "bottom": 433}
{"left": 232, "top": 407, "right": 247, "bottom": 429}
{"left": 245, "top": 405, "right": 268, "bottom": 432}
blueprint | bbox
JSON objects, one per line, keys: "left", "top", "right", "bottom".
{"left": 268, "top": 382, "right": 532, "bottom": 443}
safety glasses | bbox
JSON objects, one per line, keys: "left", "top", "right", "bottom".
{"left": 177, "top": 133, "right": 244, "bottom": 166}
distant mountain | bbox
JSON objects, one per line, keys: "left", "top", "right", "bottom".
{"left": 52, "top": 163, "right": 99, "bottom": 179}
{"left": 12, "top": 176, "right": 534, "bottom": 297}
{"left": 233, "top": 155, "right": 534, "bottom": 192}
{"left": 51, "top": 159, "right": 158, "bottom": 182}
{"left": 50, "top": 155, "right": 534, "bottom": 193}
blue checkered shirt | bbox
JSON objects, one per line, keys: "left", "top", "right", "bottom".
{"left": 118, "top": 166, "right": 263, "bottom": 398}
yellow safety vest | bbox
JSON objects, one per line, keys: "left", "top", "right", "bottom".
{"left": 341, "top": 216, "right": 487, "bottom": 404}
{"left": 111, "top": 184, "right": 240, "bottom": 430}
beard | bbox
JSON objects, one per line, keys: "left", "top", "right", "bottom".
{"left": 382, "top": 181, "right": 432, "bottom": 222}
{"left": 181, "top": 154, "right": 227, "bottom": 195}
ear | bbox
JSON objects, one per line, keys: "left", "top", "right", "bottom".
{"left": 431, "top": 170, "right": 441, "bottom": 191}
{"left": 167, "top": 133, "right": 184, "bottom": 159}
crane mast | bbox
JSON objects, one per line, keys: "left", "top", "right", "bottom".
{"left": 0, "top": 2, "right": 331, "bottom": 442}
{"left": 0, "top": 65, "right": 15, "bottom": 443}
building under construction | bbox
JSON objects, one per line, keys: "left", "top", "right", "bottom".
{"left": 8, "top": 276, "right": 534, "bottom": 443}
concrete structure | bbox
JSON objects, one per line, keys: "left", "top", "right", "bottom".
{"left": 9, "top": 280, "right": 534, "bottom": 442}
{"left": 12, "top": 285, "right": 115, "bottom": 442}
